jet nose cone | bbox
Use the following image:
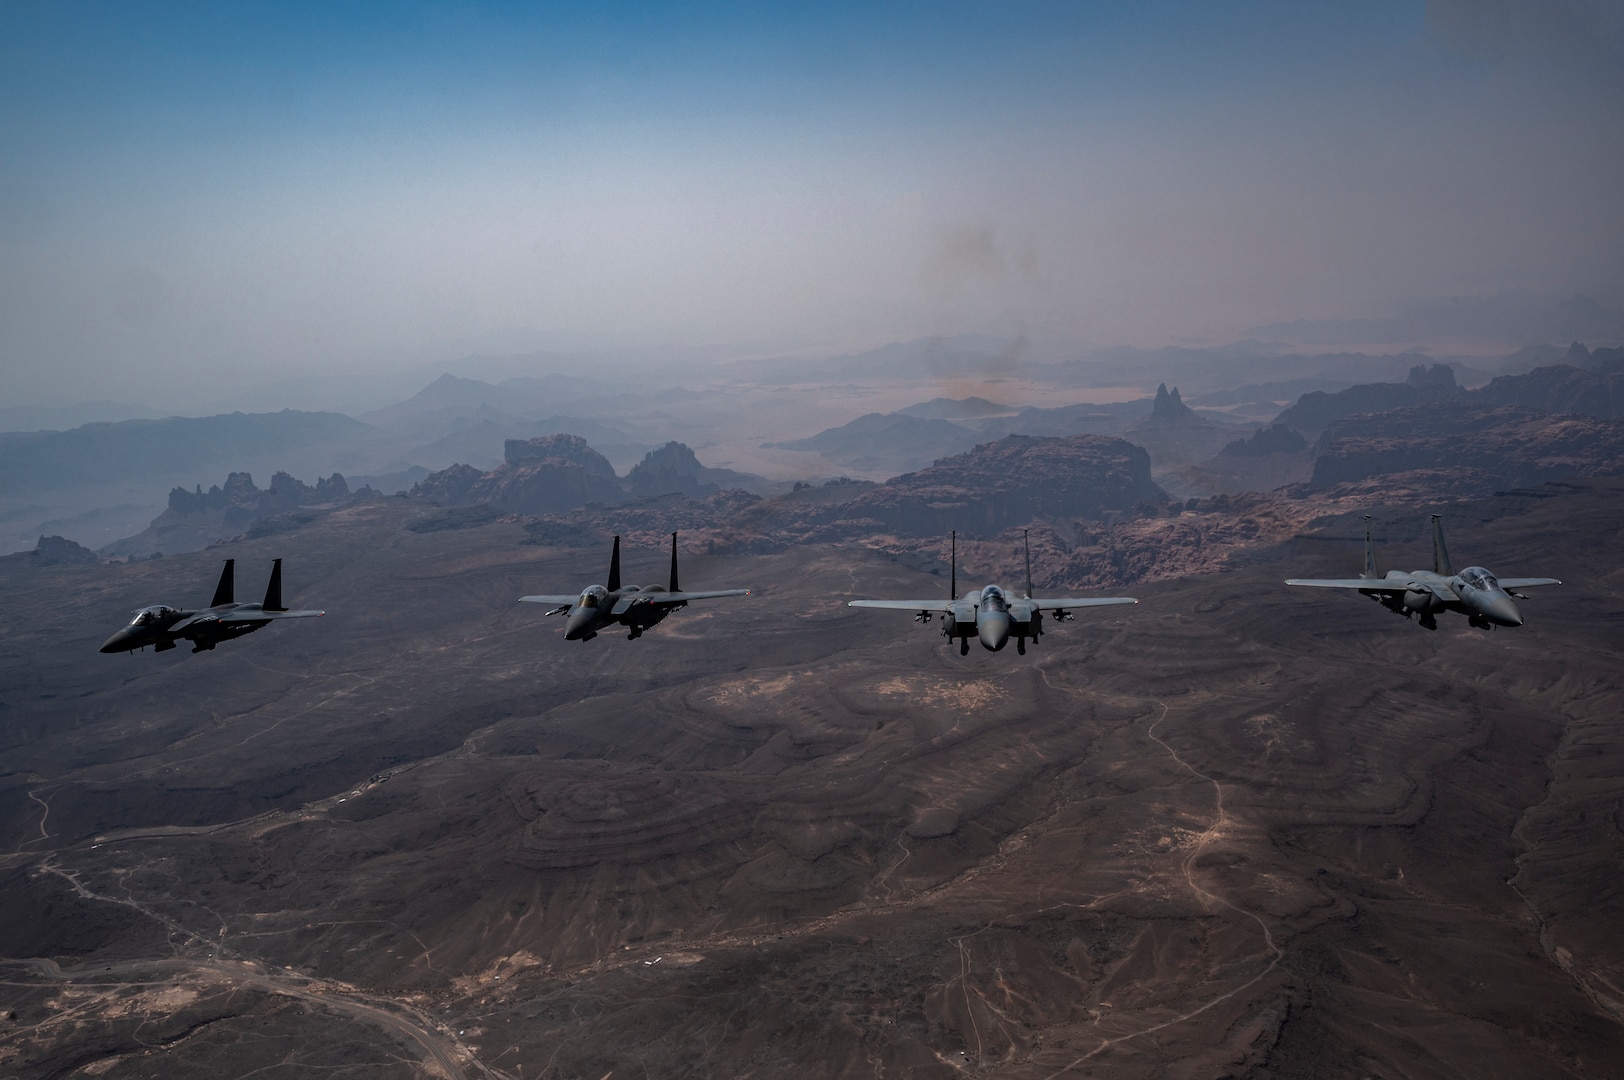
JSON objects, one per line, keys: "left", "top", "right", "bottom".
{"left": 100, "top": 629, "right": 137, "bottom": 653}
{"left": 563, "top": 610, "right": 591, "bottom": 640}
{"left": 1487, "top": 594, "right": 1523, "bottom": 627}
{"left": 979, "top": 612, "right": 1010, "bottom": 652}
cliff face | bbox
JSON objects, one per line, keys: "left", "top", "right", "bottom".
{"left": 1309, "top": 404, "right": 1624, "bottom": 493}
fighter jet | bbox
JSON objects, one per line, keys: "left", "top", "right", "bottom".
{"left": 848, "top": 530, "right": 1137, "bottom": 655}
{"left": 520, "top": 532, "right": 749, "bottom": 641}
{"left": 1285, "top": 514, "right": 1560, "bottom": 630}
{"left": 100, "top": 558, "right": 324, "bottom": 654}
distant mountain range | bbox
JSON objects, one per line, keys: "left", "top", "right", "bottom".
{"left": 0, "top": 411, "right": 390, "bottom": 501}
{"left": 1250, "top": 292, "right": 1624, "bottom": 349}
{"left": 0, "top": 401, "right": 163, "bottom": 433}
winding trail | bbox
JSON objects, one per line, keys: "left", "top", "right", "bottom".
{"left": 15, "top": 860, "right": 501, "bottom": 1080}
{"left": 1039, "top": 701, "right": 1286, "bottom": 1077}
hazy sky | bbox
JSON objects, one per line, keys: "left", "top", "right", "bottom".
{"left": 2, "top": 1, "right": 1621, "bottom": 407}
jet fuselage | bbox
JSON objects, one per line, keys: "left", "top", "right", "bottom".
{"left": 1370, "top": 566, "right": 1524, "bottom": 628}
{"left": 563, "top": 583, "right": 676, "bottom": 641}
{"left": 100, "top": 603, "right": 277, "bottom": 653}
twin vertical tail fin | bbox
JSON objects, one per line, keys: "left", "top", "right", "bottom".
{"left": 1431, "top": 514, "right": 1452, "bottom": 576}
{"left": 210, "top": 559, "right": 235, "bottom": 607}
{"left": 949, "top": 530, "right": 957, "bottom": 600}
{"left": 607, "top": 535, "right": 622, "bottom": 593}
{"left": 263, "top": 558, "right": 286, "bottom": 611}
{"left": 1362, "top": 516, "right": 1377, "bottom": 579}
{"left": 668, "top": 532, "right": 680, "bottom": 593}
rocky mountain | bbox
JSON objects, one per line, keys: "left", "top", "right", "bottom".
{"left": 1309, "top": 404, "right": 1624, "bottom": 493}
{"left": 102, "top": 470, "right": 356, "bottom": 556}
{"left": 412, "top": 434, "right": 626, "bottom": 516}
{"left": 1219, "top": 422, "right": 1308, "bottom": 457}
{"left": 2, "top": 534, "right": 101, "bottom": 566}
{"left": 1174, "top": 422, "right": 1315, "bottom": 496}
{"left": 895, "top": 396, "right": 1014, "bottom": 420}
{"left": 410, "top": 434, "right": 774, "bottom": 519}
{"left": 770, "top": 395, "right": 1161, "bottom": 478}
{"left": 964, "top": 398, "right": 1150, "bottom": 439}
{"left": 1122, "top": 384, "right": 1242, "bottom": 468}
{"left": 1274, "top": 363, "right": 1465, "bottom": 435}
{"left": 513, "top": 434, "right": 1164, "bottom": 553}
{"left": 830, "top": 434, "right": 1163, "bottom": 538}
{"left": 765, "top": 412, "right": 983, "bottom": 473}
{"left": 1471, "top": 363, "right": 1624, "bottom": 420}
{"left": 623, "top": 441, "right": 764, "bottom": 498}
{"left": 359, "top": 372, "right": 621, "bottom": 432}
{"left": 397, "top": 409, "right": 648, "bottom": 472}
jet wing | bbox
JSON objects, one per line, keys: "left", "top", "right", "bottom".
{"left": 1033, "top": 597, "right": 1138, "bottom": 610}
{"left": 612, "top": 589, "right": 750, "bottom": 613}
{"left": 170, "top": 609, "right": 324, "bottom": 631}
{"left": 1284, "top": 578, "right": 1413, "bottom": 592}
{"left": 848, "top": 600, "right": 957, "bottom": 611}
{"left": 225, "top": 609, "right": 324, "bottom": 620}
{"left": 1496, "top": 577, "right": 1561, "bottom": 589}
{"left": 518, "top": 594, "right": 581, "bottom": 605}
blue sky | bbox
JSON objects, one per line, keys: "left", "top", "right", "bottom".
{"left": 2, "top": 1, "right": 1620, "bottom": 406}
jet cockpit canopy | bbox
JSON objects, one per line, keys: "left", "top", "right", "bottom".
{"left": 1459, "top": 566, "right": 1499, "bottom": 592}
{"left": 579, "top": 585, "right": 609, "bottom": 608}
{"left": 131, "top": 605, "right": 178, "bottom": 626}
{"left": 980, "top": 584, "right": 1007, "bottom": 611}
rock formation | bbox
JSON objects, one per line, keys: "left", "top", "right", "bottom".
{"left": 623, "top": 442, "right": 762, "bottom": 498}
{"left": 26, "top": 534, "right": 99, "bottom": 565}
{"left": 412, "top": 435, "right": 625, "bottom": 515}
{"left": 102, "top": 470, "right": 354, "bottom": 556}
{"left": 413, "top": 436, "right": 770, "bottom": 517}
{"left": 1122, "top": 384, "right": 1238, "bottom": 468}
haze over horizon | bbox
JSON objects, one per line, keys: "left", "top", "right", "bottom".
{"left": 3, "top": 1, "right": 1622, "bottom": 411}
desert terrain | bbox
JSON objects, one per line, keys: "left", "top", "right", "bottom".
{"left": 2, "top": 477, "right": 1622, "bottom": 1078}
